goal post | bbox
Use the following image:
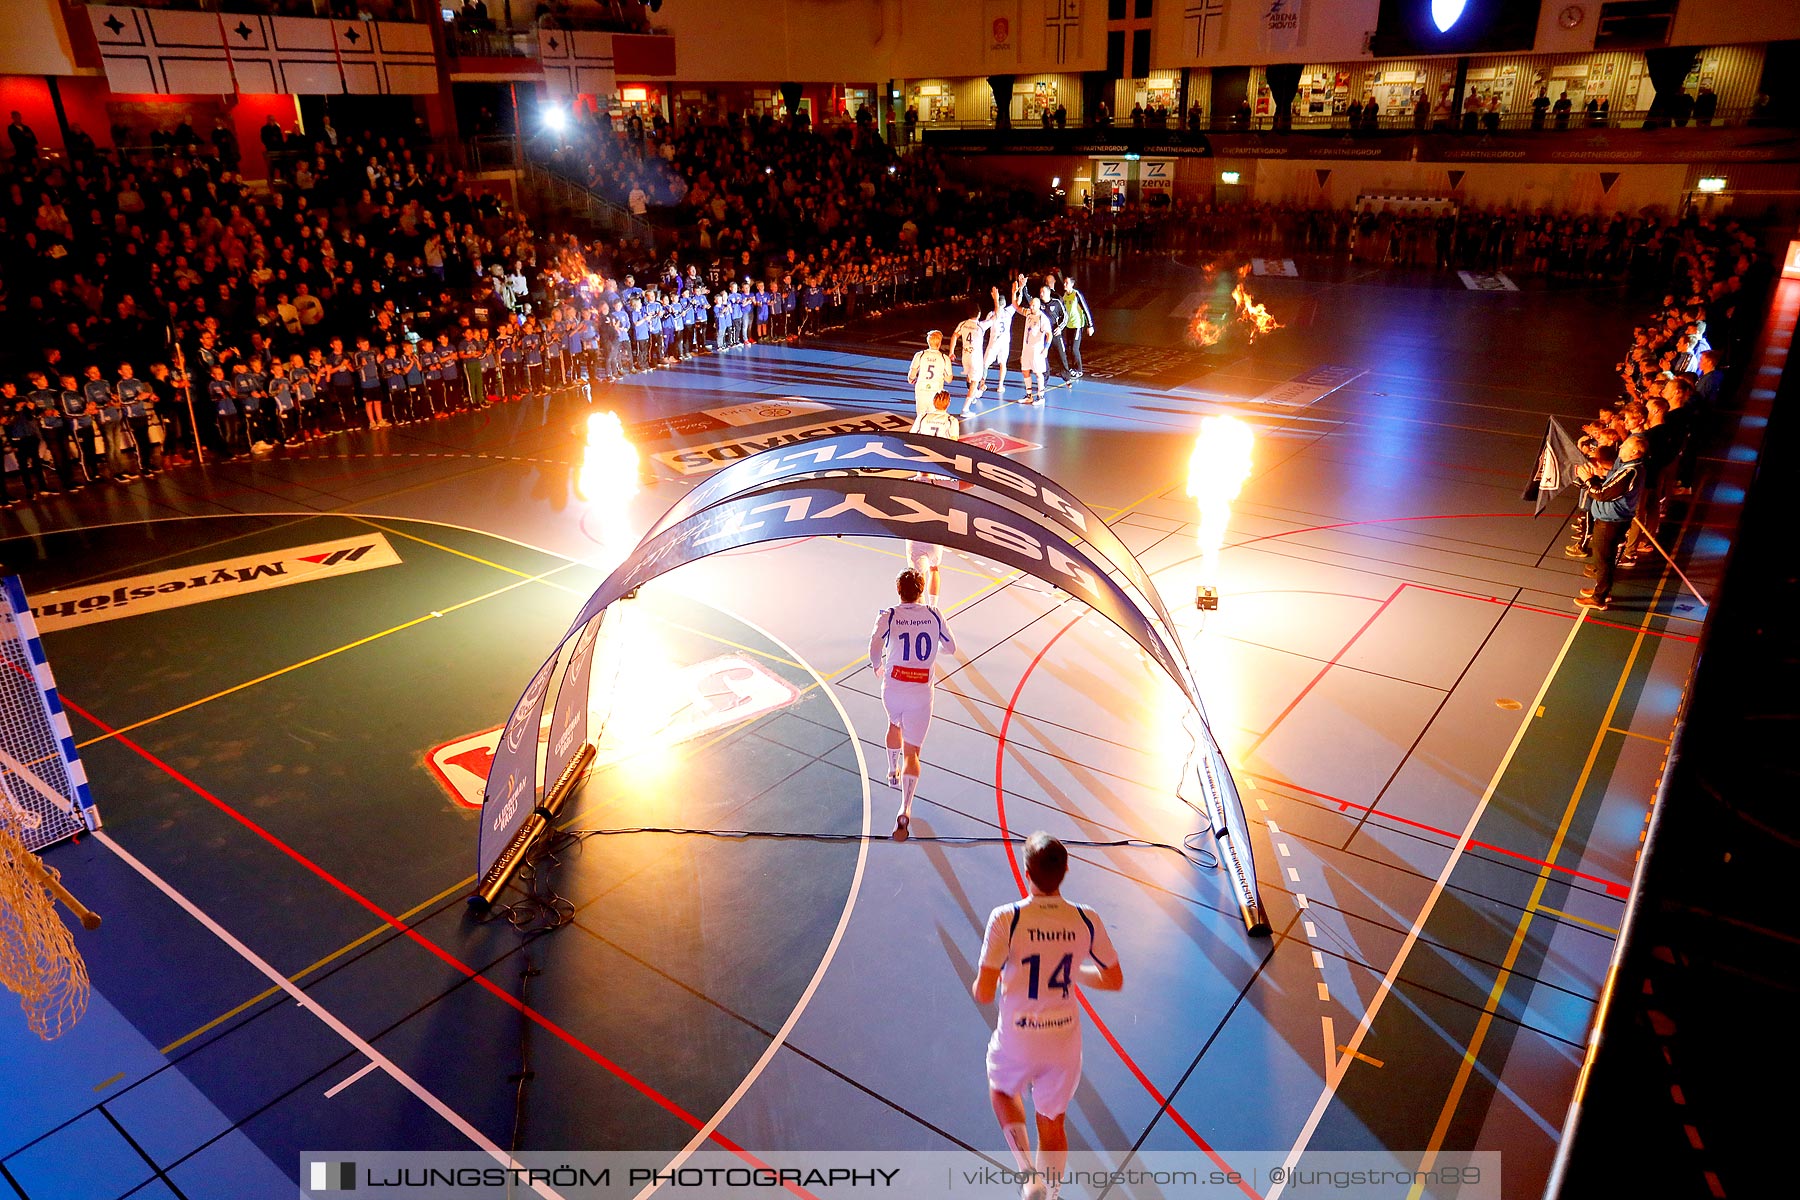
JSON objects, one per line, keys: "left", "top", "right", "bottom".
{"left": 0, "top": 576, "right": 101, "bottom": 850}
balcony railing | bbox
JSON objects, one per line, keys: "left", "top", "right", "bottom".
{"left": 446, "top": 14, "right": 667, "bottom": 60}
{"left": 921, "top": 105, "right": 1773, "bottom": 135}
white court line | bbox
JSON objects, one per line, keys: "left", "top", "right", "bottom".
{"left": 630, "top": 609, "right": 874, "bottom": 1200}
{"left": 91, "top": 830, "right": 565, "bottom": 1200}
{"left": 1265, "top": 609, "right": 1587, "bottom": 1200}
{"left": 324, "top": 1060, "right": 379, "bottom": 1099}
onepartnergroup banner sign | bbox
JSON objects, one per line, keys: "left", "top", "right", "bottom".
{"left": 475, "top": 432, "right": 1267, "bottom": 935}
{"left": 300, "top": 1150, "right": 1504, "bottom": 1198}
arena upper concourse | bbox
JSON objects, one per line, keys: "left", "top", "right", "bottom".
{"left": 0, "top": 3, "right": 1796, "bottom": 1199}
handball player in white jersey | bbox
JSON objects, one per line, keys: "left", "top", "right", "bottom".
{"left": 904, "top": 389, "right": 961, "bottom": 605}
{"left": 948, "top": 309, "right": 991, "bottom": 413}
{"left": 907, "top": 330, "right": 954, "bottom": 416}
{"left": 985, "top": 276, "right": 1024, "bottom": 399}
{"left": 975, "top": 833, "right": 1123, "bottom": 1200}
{"left": 867, "top": 568, "right": 957, "bottom": 841}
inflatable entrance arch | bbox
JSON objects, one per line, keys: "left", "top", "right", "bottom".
{"left": 473, "top": 431, "right": 1269, "bottom": 936}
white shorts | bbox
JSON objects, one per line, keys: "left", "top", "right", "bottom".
{"left": 986, "top": 341, "right": 1011, "bottom": 369}
{"left": 881, "top": 678, "right": 934, "bottom": 745}
{"left": 962, "top": 355, "right": 983, "bottom": 381}
{"left": 986, "top": 1030, "right": 1083, "bottom": 1119}
{"left": 904, "top": 539, "right": 942, "bottom": 572}
{"left": 914, "top": 386, "right": 941, "bottom": 415}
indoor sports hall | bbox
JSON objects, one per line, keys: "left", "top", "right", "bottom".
{"left": 2, "top": 248, "right": 1787, "bottom": 1200}
{"left": 0, "top": 2, "right": 1792, "bottom": 1200}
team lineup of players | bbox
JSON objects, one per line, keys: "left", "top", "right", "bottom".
{"left": 907, "top": 275, "right": 1096, "bottom": 413}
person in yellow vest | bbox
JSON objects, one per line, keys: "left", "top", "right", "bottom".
{"left": 1060, "top": 276, "right": 1094, "bottom": 380}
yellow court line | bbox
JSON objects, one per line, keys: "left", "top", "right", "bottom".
{"left": 1407, "top": 567, "right": 1674, "bottom": 1195}
{"left": 76, "top": 563, "right": 579, "bottom": 751}
{"left": 1532, "top": 904, "right": 1621, "bottom": 937}
{"left": 135, "top": 556, "right": 835, "bottom": 1059}
{"left": 352, "top": 516, "right": 543, "bottom": 582}
{"left": 157, "top": 873, "right": 477, "bottom": 1057}
{"left": 1095, "top": 477, "right": 1176, "bottom": 519}
{"left": 1607, "top": 726, "right": 1671, "bottom": 745}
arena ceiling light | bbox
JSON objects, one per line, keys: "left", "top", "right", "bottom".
{"left": 1432, "top": 0, "right": 1468, "bottom": 31}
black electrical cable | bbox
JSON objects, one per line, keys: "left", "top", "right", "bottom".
{"left": 557, "top": 826, "right": 1220, "bottom": 872}
{"left": 473, "top": 828, "right": 586, "bottom": 1158}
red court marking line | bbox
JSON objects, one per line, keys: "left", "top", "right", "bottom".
{"left": 1254, "top": 776, "right": 1629, "bottom": 899}
{"left": 1244, "top": 584, "right": 1404, "bottom": 757}
{"left": 1400, "top": 581, "right": 1699, "bottom": 643}
{"left": 995, "top": 617, "right": 1260, "bottom": 1199}
{"left": 1224, "top": 511, "right": 1700, "bottom": 642}
{"left": 1226, "top": 511, "right": 1536, "bottom": 552}
{"left": 57, "top": 694, "right": 818, "bottom": 1199}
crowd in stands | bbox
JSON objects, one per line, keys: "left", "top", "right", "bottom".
{"left": 1162, "top": 197, "right": 1741, "bottom": 282}
{"left": 0, "top": 108, "right": 548, "bottom": 500}
{"left": 0, "top": 101, "right": 1772, "bottom": 534}
{"left": 1561, "top": 217, "right": 1765, "bottom": 610}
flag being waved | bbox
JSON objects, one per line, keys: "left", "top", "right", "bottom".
{"left": 1522, "top": 418, "right": 1586, "bottom": 516}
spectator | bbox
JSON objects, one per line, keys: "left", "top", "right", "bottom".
{"left": 1553, "top": 90, "right": 1572, "bottom": 130}
{"left": 1531, "top": 87, "right": 1550, "bottom": 131}
{"left": 1694, "top": 350, "right": 1724, "bottom": 407}
{"left": 1693, "top": 87, "right": 1717, "bottom": 127}
{"left": 6, "top": 112, "right": 37, "bottom": 163}
{"left": 1575, "top": 438, "right": 1644, "bottom": 611}
{"left": 212, "top": 117, "right": 240, "bottom": 170}
{"left": 1672, "top": 89, "right": 1696, "bottom": 128}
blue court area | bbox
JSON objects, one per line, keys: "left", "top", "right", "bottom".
{"left": 0, "top": 256, "right": 1779, "bottom": 1200}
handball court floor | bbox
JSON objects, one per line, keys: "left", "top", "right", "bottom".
{"left": 1, "top": 255, "right": 1786, "bottom": 1200}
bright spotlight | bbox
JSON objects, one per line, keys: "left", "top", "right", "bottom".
{"left": 1052, "top": 176, "right": 1061, "bottom": 187}
{"left": 1696, "top": 177, "right": 1727, "bottom": 193}
{"left": 1432, "top": 0, "right": 1467, "bottom": 32}
{"left": 542, "top": 107, "right": 569, "bottom": 134}
{"left": 1220, "top": 170, "right": 1241, "bottom": 185}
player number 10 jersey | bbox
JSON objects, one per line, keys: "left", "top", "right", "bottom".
{"left": 875, "top": 603, "right": 952, "bottom": 684}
